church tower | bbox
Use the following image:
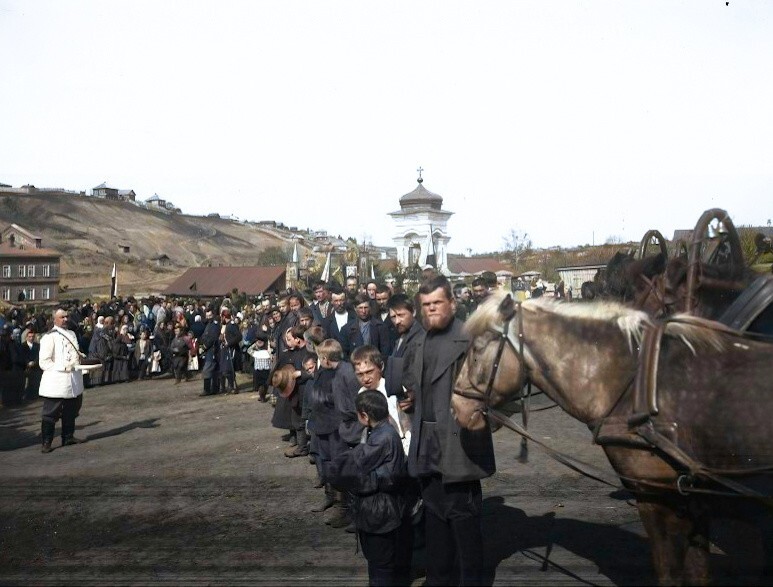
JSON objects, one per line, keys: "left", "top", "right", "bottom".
{"left": 389, "top": 169, "right": 452, "bottom": 275}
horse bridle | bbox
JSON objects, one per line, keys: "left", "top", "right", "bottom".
{"left": 453, "top": 299, "right": 530, "bottom": 408}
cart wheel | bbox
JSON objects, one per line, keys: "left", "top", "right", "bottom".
{"left": 637, "top": 230, "right": 668, "bottom": 260}
{"left": 685, "top": 208, "right": 743, "bottom": 313}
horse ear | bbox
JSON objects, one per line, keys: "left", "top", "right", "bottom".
{"left": 498, "top": 293, "right": 516, "bottom": 321}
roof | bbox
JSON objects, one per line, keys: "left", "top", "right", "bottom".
{"left": 672, "top": 225, "right": 773, "bottom": 242}
{"left": 399, "top": 180, "right": 443, "bottom": 210}
{"left": 447, "top": 257, "right": 512, "bottom": 275}
{"left": 555, "top": 263, "right": 607, "bottom": 272}
{"left": 163, "top": 266, "right": 286, "bottom": 297}
{"left": 4, "top": 223, "right": 41, "bottom": 240}
{"left": 0, "top": 243, "right": 59, "bottom": 257}
{"left": 93, "top": 182, "right": 118, "bottom": 190}
{"left": 146, "top": 194, "right": 163, "bottom": 202}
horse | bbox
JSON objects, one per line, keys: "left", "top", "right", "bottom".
{"left": 451, "top": 291, "right": 773, "bottom": 585}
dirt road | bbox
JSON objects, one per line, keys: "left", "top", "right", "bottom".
{"left": 0, "top": 373, "right": 672, "bottom": 585}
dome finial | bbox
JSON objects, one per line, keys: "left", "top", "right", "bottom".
{"left": 417, "top": 166, "right": 424, "bottom": 184}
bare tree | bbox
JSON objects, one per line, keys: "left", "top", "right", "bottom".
{"left": 502, "top": 229, "right": 532, "bottom": 274}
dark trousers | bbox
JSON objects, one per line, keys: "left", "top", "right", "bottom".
{"left": 172, "top": 356, "right": 188, "bottom": 382}
{"left": 1, "top": 370, "right": 24, "bottom": 406}
{"left": 252, "top": 368, "right": 269, "bottom": 392}
{"left": 136, "top": 358, "right": 150, "bottom": 379}
{"left": 25, "top": 369, "right": 42, "bottom": 401}
{"left": 420, "top": 475, "right": 485, "bottom": 586}
{"left": 312, "top": 431, "right": 334, "bottom": 481}
{"left": 359, "top": 526, "right": 412, "bottom": 587}
{"left": 41, "top": 395, "right": 84, "bottom": 440}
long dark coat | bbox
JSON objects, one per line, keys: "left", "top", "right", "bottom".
{"left": 405, "top": 318, "right": 496, "bottom": 484}
{"left": 332, "top": 360, "right": 364, "bottom": 448}
{"left": 308, "top": 367, "right": 340, "bottom": 435}
{"left": 323, "top": 309, "right": 355, "bottom": 348}
{"left": 340, "top": 316, "right": 392, "bottom": 359}
{"left": 384, "top": 319, "right": 424, "bottom": 398}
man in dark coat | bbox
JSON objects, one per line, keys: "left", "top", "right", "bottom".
{"left": 324, "top": 340, "right": 364, "bottom": 529}
{"left": 308, "top": 339, "right": 344, "bottom": 513}
{"left": 383, "top": 293, "right": 424, "bottom": 399}
{"left": 310, "top": 280, "right": 334, "bottom": 325}
{"left": 0, "top": 324, "right": 23, "bottom": 406}
{"left": 340, "top": 293, "right": 392, "bottom": 360}
{"left": 198, "top": 308, "right": 221, "bottom": 396}
{"left": 405, "top": 275, "right": 495, "bottom": 586}
{"left": 16, "top": 330, "right": 42, "bottom": 401}
{"left": 324, "top": 287, "right": 355, "bottom": 350}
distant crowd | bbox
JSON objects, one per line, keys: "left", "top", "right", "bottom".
{"left": 0, "top": 271, "right": 502, "bottom": 407}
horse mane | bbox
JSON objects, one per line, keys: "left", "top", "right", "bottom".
{"left": 464, "top": 291, "right": 727, "bottom": 355}
{"left": 663, "top": 314, "right": 729, "bottom": 353}
{"left": 464, "top": 291, "right": 652, "bottom": 351}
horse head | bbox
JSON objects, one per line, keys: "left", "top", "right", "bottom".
{"left": 452, "top": 292, "right": 526, "bottom": 431}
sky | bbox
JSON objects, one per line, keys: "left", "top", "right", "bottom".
{"left": 1, "top": 1, "right": 772, "bottom": 254}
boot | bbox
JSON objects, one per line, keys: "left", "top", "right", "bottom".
{"left": 311, "top": 484, "right": 336, "bottom": 512}
{"left": 62, "top": 420, "right": 85, "bottom": 446}
{"left": 258, "top": 386, "right": 267, "bottom": 402}
{"left": 62, "top": 436, "right": 86, "bottom": 446}
{"left": 41, "top": 421, "right": 55, "bottom": 454}
{"left": 285, "top": 428, "right": 309, "bottom": 458}
{"left": 328, "top": 506, "right": 351, "bottom": 528}
{"left": 200, "top": 378, "right": 213, "bottom": 396}
{"left": 325, "top": 491, "right": 349, "bottom": 527}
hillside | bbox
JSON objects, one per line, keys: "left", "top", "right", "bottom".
{"left": 0, "top": 192, "right": 295, "bottom": 297}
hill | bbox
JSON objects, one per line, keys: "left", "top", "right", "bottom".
{"left": 0, "top": 192, "right": 295, "bottom": 298}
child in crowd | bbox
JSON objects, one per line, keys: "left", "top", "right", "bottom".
{"left": 351, "top": 345, "right": 411, "bottom": 455}
{"left": 325, "top": 390, "right": 411, "bottom": 586}
{"left": 274, "top": 326, "right": 313, "bottom": 457}
{"left": 297, "top": 354, "right": 318, "bottom": 457}
{"left": 247, "top": 331, "right": 272, "bottom": 402}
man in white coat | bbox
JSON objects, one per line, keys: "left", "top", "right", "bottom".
{"left": 39, "top": 308, "right": 86, "bottom": 453}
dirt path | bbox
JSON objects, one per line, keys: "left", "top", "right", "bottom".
{"left": 0, "top": 374, "right": 681, "bottom": 585}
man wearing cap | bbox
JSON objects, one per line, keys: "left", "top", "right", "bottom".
{"left": 38, "top": 308, "right": 86, "bottom": 453}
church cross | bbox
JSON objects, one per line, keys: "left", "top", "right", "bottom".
{"left": 417, "top": 166, "right": 424, "bottom": 180}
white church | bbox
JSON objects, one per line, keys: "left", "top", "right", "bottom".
{"left": 389, "top": 171, "right": 453, "bottom": 276}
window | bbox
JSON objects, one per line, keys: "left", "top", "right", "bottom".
{"left": 42, "top": 287, "right": 50, "bottom": 300}
{"left": 28, "top": 288, "right": 35, "bottom": 300}
{"left": 17, "top": 265, "right": 26, "bottom": 278}
{"left": 27, "top": 265, "right": 35, "bottom": 277}
{"left": 1, "top": 288, "right": 9, "bottom": 301}
{"left": 1, "top": 266, "right": 9, "bottom": 278}
{"left": 42, "top": 264, "right": 50, "bottom": 277}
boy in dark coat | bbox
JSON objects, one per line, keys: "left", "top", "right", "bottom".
{"left": 325, "top": 389, "right": 410, "bottom": 586}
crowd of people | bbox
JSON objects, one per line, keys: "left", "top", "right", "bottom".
{"left": 0, "top": 270, "right": 504, "bottom": 586}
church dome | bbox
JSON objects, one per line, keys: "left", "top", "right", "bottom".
{"left": 399, "top": 179, "right": 443, "bottom": 211}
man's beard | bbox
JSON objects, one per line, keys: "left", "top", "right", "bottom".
{"left": 422, "top": 312, "right": 452, "bottom": 332}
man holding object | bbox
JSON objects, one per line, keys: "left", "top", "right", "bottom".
{"left": 39, "top": 308, "right": 86, "bottom": 453}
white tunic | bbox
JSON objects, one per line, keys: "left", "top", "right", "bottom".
{"left": 38, "top": 326, "right": 84, "bottom": 399}
{"left": 358, "top": 378, "right": 411, "bottom": 454}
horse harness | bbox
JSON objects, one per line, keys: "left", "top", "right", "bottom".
{"left": 455, "top": 298, "right": 773, "bottom": 499}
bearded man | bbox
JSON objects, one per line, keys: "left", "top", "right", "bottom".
{"left": 405, "top": 275, "right": 495, "bottom": 586}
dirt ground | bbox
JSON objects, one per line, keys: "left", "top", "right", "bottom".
{"left": 0, "top": 373, "right": 762, "bottom": 585}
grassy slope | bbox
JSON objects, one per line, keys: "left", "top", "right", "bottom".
{"left": 0, "top": 193, "right": 292, "bottom": 296}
